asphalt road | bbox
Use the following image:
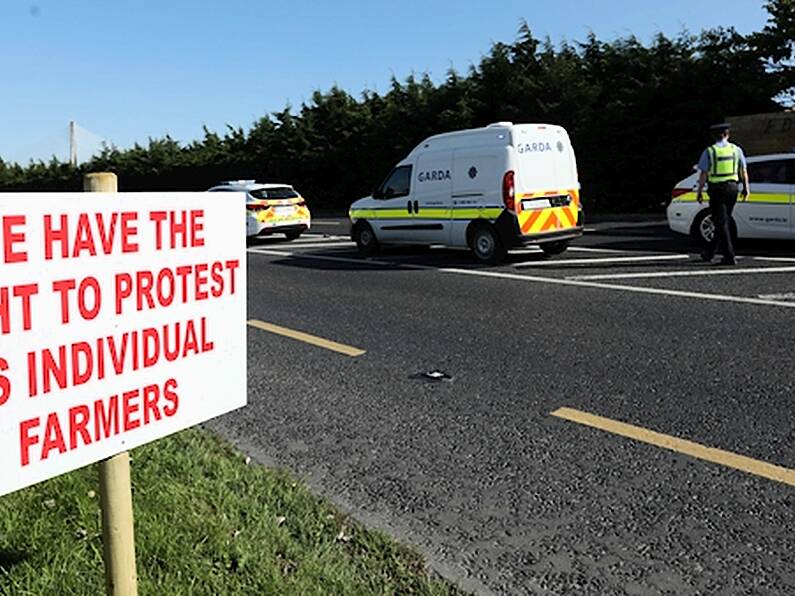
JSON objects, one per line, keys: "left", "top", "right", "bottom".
{"left": 210, "top": 218, "right": 795, "bottom": 595}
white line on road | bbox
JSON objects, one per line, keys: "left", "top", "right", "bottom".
{"left": 513, "top": 254, "right": 689, "bottom": 268}
{"left": 751, "top": 256, "right": 795, "bottom": 263}
{"left": 437, "top": 267, "right": 795, "bottom": 308}
{"left": 758, "top": 292, "right": 795, "bottom": 300}
{"left": 290, "top": 234, "right": 348, "bottom": 241}
{"left": 568, "top": 246, "right": 629, "bottom": 254}
{"left": 268, "top": 241, "right": 354, "bottom": 249}
{"left": 568, "top": 265, "right": 795, "bottom": 281}
{"left": 248, "top": 249, "right": 795, "bottom": 309}
{"left": 248, "top": 248, "right": 393, "bottom": 266}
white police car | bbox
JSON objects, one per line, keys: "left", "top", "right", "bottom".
{"left": 208, "top": 180, "right": 311, "bottom": 240}
{"left": 667, "top": 153, "right": 794, "bottom": 244}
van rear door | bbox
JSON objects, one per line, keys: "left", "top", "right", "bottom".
{"left": 512, "top": 126, "right": 580, "bottom": 235}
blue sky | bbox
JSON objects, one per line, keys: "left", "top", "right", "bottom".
{"left": 0, "top": 1, "right": 770, "bottom": 164}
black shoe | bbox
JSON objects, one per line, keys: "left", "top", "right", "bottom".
{"left": 716, "top": 257, "right": 736, "bottom": 266}
{"left": 700, "top": 250, "right": 714, "bottom": 262}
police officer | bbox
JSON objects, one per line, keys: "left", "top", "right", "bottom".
{"left": 695, "top": 123, "right": 750, "bottom": 265}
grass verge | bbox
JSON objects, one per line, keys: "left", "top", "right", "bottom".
{"left": 0, "top": 429, "right": 462, "bottom": 595}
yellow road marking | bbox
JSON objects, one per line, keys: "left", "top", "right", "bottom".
{"left": 247, "top": 320, "right": 366, "bottom": 357}
{"left": 551, "top": 407, "right": 795, "bottom": 487}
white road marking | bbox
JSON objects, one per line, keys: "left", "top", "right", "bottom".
{"left": 291, "top": 234, "right": 348, "bottom": 241}
{"left": 568, "top": 246, "right": 633, "bottom": 254}
{"left": 568, "top": 265, "right": 795, "bottom": 281}
{"left": 248, "top": 249, "right": 795, "bottom": 309}
{"left": 757, "top": 292, "right": 795, "bottom": 300}
{"left": 751, "top": 256, "right": 795, "bottom": 263}
{"left": 311, "top": 220, "right": 342, "bottom": 225}
{"left": 514, "top": 254, "right": 689, "bottom": 268}
{"left": 247, "top": 248, "right": 393, "bottom": 266}
{"left": 274, "top": 241, "right": 354, "bottom": 249}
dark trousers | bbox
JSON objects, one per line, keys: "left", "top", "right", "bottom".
{"left": 706, "top": 181, "right": 738, "bottom": 260}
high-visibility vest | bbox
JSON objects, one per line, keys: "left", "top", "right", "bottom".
{"left": 707, "top": 143, "right": 740, "bottom": 183}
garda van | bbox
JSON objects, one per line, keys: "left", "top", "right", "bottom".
{"left": 348, "top": 122, "right": 584, "bottom": 263}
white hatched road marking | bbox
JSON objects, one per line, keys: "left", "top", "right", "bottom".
{"left": 569, "top": 265, "right": 795, "bottom": 281}
{"left": 514, "top": 254, "right": 689, "bottom": 268}
{"left": 246, "top": 248, "right": 795, "bottom": 309}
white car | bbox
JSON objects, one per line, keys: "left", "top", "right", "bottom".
{"left": 667, "top": 153, "right": 794, "bottom": 244}
{"left": 208, "top": 180, "right": 311, "bottom": 240}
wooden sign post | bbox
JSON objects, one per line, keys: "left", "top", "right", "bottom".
{"left": 84, "top": 172, "right": 138, "bottom": 596}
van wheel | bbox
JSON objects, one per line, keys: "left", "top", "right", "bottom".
{"left": 470, "top": 224, "right": 506, "bottom": 264}
{"left": 541, "top": 240, "right": 569, "bottom": 256}
{"left": 691, "top": 209, "right": 714, "bottom": 246}
{"left": 353, "top": 222, "right": 379, "bottom": 256}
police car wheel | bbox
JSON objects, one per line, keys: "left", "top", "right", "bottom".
{"left": 470, "top": 224, "right": 506, "bottom": 264}
{"left": 541, "top": 240, "right": 569, "bottom": 256}
{"left": 354, "top": 222, "right": 379, "bottom": 256}
{"left": 284, "top": 231, "right": 302, "bottom": 241}
{"left": 692, "top": 210, "right": 714, "bottom": 246}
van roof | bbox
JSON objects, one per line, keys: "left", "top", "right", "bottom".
{"left": 408, "top": 123, "right": 566, "bottom": 156}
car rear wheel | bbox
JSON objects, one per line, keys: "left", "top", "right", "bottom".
{"left": 540, "top": 240, "right": 569, "bottom": 256}
{"left": 470, "top": 224, "right": 506, "bottom": 264}
{"left": 353, "top": 221, "right": 379, "bottom": 256}
{"left": 284, "top": 231, "right": 302, "bottom": 241}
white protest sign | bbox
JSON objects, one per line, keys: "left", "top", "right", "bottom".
{"left": 0, "top": 193, "right": 247, "bottom": 496}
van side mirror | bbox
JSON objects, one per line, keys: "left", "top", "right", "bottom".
{"left": 372, "top": 185, "right": 384, "bottom": 200}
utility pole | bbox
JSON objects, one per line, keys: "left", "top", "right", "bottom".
{"left": 69, "top": 120, "right": 78, "bottom": 167}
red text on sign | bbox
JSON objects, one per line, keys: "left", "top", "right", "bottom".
{"left": 0, "top": 283, "right": 39, "bottom": 335}
{"left": 114, "top": 260, "right": 239, "bottom": 315}
{"left": 19, "top": 378, "right": 180, "bottom": 466}
{"left": 149, "top": 210, "right": 205, "bottom": 250}
{"left": 0, "top": 357, "right": 10, "bottom": 406}
{"left": 52, "top": 277, "right": 102, "bottom": 323}
{"left": 1, "top": 215, "right": 28, "bottom": 264}
{"left": 44, "top": 212, "right": 139, "bottom": 259}
{"left": 27, "top": 317, "right": 213, "bottom": 397}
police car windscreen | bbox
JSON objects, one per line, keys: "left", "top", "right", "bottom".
{"left": 250, "top": 187, "right": 299, "bottom": 200}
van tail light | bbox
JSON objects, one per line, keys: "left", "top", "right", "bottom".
{"left": 671, "top": 188, "right": 690, "bottom": 199}
{"left": 502, "top": 170, "right": 515, "bottom": 211}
